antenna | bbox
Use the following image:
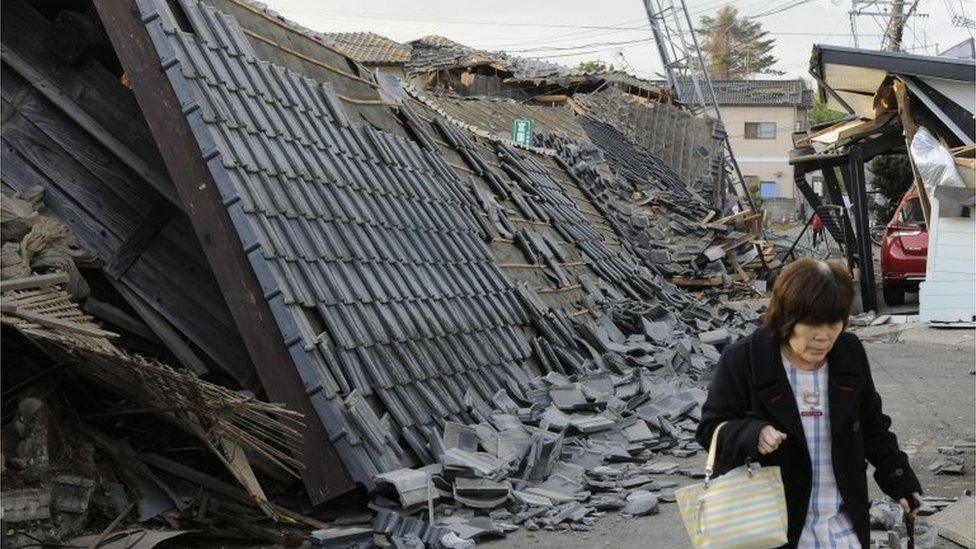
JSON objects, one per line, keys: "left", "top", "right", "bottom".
{"left": 640, "top": 0, "right": 757, "bottom": 212}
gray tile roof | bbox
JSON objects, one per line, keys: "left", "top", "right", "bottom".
{"left": 132, "top": 0, "right": 764, "bottom": 498}
{"left": 405, "top": 35, "right": 504, "bottom": 73}
{"left": 709, "top": 79, "right": 811, "bottom": 107}
{"left": 138, "top": 0, "right": 532, "bottom": 486}
{"left": 650, "top": 79, "right": 812, "bottom": 107}
{"left": 320, "top": 32, "right": 411, "bottom": 65}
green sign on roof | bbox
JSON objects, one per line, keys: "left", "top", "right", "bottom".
{"left": 512, "top": 118, "right": 534, "bottom": 146}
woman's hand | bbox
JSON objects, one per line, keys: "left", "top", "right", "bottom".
{"left": 899, "top": 493, "right": 922, "bottom": 520}
{"left": 758, "top": 425, "right": 788, "bottom": 454}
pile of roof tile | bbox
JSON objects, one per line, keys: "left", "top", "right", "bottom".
{"left": 543, "top": 124, "right": 778, "bottom": 297}
{"left": 355, "top": 294, "right": 761, "bottom": 546}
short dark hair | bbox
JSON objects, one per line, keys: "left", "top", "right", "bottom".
{"left": 764, "top": 258, "right": 855, "bottom": 340}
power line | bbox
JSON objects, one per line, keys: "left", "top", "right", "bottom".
{"left": 277, "top": 9, "right": 652, "bottom": 30}
{"left": 523, "top": 39, "right": 658, "bottom": 58}
{"left": 478, "top": 18, "right": 648, "bottom": 49}
{"left": 503, "top": 36, "right": 655, "bottom": 54}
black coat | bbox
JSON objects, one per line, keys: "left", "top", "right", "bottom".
{"left": 696, "top": 326, "right": 921, "bottom": 548}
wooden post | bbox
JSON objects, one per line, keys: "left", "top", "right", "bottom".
{"left": 91, "top": 0, "right": 355, "bottom": 503}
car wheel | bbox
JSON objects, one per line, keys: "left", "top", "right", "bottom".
{"left": 883, "top": 283, "right": 905, "bottom": 306}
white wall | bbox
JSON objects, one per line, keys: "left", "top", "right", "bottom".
{"left": 919, "top": 190, "right": 976, "bottom": 323}
{"left": 722, "top": 105, "right": 807, "bottom": 199}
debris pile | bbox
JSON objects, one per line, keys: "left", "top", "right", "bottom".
{"left": 0, "top": 0, "right": 778, "bottom": 546}
{"left": 868, "top": 498, "right": 941, "bottom": 549}
{"left": 0, "top": 188, "right": 317, "bottom": 546}
{"left": 545, "top": 126, "right": 778, "bottom": 299}
{"left": 929, "top": 438, "right": 975, "bottom": 475}
{"left": 353, "top": 288, "right": 764, "bottom": 544}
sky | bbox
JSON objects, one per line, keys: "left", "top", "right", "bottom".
{"left": 263, "top": 0, "right": 974, "bottom": 82}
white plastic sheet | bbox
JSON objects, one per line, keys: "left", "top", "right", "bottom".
{"left": 909, "top": 127, "right": 964, "bottom": 196}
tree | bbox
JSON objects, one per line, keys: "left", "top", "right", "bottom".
{"left": 577, "top": 60, "right": 614, "bottom": 73}
{"left": 809, "top": 99, "right": 845, "bottom": 126}
{"left": 867, "top": 154, "right": 913, "bottom": 223}
{"left": 698, "top": 6, "right": 782, "bottom": 79}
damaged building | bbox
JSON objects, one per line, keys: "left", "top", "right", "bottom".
{"left": 1, "top": 0, "right": 780, "bottom": 545}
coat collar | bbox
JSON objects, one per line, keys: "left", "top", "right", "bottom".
{"left": 749, "top": 326, "right": 865, "bottom": 443}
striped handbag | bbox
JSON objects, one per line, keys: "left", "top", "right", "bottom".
{"left": 675, "top": 422, "right": 789, "bottom": 549}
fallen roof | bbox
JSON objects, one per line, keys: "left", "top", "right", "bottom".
{"left": 407, "top": 88, "right": 593, "bottom": 145}
{"left": 321, "top": 32, "right": 412, "bottom": 65}
{"left": 13, "top": 0, "right": 772, "bottom": 512}
{"left": 576, "top": 87, "right": 723, "bottom": 194}
{"left": 406, "top": 34, "right": 506, "bottom": 73}
{"left": 809, "top": 44, "right": 976, "bottom": 137}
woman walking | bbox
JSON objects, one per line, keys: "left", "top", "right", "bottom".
{"left": 697, "top": 259, "right": 921, "bottom": 548}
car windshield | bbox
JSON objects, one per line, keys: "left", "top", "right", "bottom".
{"left": 900, "top": 199, "right": 925, "bottom": 225}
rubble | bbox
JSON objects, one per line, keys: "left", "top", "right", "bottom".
{"left": 0, "top": 0, "right": 784, "bottom": 545}
{"left": 928, "top": 455, "right": 967, "bottom": 475}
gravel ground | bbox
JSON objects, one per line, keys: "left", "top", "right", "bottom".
{"left": 485, "top": 324, "right": 975, "bottom": 548}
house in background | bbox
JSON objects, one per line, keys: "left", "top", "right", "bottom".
{"left": 711, "top": 80, "right": 813, "bottom": 221}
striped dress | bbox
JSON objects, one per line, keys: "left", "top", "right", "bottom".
{"left": 783, "top": 356, "right": 862, "bottom": 548}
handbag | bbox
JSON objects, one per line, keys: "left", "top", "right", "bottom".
{"left": 675, "top": 422, "right": 789, "bottom": 549}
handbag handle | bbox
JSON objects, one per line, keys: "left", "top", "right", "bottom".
{"left": 703, "top": 421, "right": 728, "bottom": 486}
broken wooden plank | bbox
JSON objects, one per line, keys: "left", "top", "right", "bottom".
{"left": 669, "top": 276, "right": 724, "bottom": 288}
{"left": 140, "top": 453, "right": 327, "bottom": 529}
{"left": 1, "top": 301, "right": 117, "bottom": 338}
{"left": 0, "top": 272, "right": 69, "bottom": 291}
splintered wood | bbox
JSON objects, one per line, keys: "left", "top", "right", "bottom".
{"left": 668, "top": 210, "right": 777, "bottom": 295}
{"left": 0, "top": 283, "right": 304, "bottom": 519}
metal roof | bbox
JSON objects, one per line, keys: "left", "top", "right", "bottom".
{"left": 812, "top": 44, "right": 976, "bottom": 83}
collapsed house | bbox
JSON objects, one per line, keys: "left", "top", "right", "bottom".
{"left": 790, "top": 45, "right": 975, "bottom": 316}
{"left": 322, "top": 30, "right": 728, "bottom": 204}
{"left": 1, "top": 0, "right": 778, "bottom": 545}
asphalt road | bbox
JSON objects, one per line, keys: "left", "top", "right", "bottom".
{"left": 486, "top": 325, "right": 976, "bottom": 548}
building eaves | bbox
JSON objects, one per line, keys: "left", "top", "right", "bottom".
{"left": 812, "top": 44, "right": 976, "bottom": 82}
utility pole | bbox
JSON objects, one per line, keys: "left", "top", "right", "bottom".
{"left": 641, "top": 0, "right": 757, "bottom": 212}
{"left": 850, "top": 0, "right": 928, "bottom": 52}
{"left": 884, "top": 0, "right": 906, "bottom": 51}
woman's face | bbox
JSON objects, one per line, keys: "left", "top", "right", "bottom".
{"left": 787, "top": 321, "right": 844, "bottom": 365}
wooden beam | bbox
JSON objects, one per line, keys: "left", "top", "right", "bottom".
{"left": 108, "top": 279, "right": 210, "bottom": 378}
{"left": 105, "top": 197, "right": 177, "bottom": 279}
{"left": 92, "top": 0, "right": 355, "bottom": 503}
{"left": 669, "top": 276, "right": 724, "bottom": 288}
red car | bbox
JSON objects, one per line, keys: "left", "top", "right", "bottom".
{"left": 880, "top": 188, "right": 928, "bottom": 305}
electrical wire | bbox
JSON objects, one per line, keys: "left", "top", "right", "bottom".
{"left": 503, "top": 36, "right": 656, "bottom": 54}
{"left": 276, "top": 8, "right": 652, "bottom": 30}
